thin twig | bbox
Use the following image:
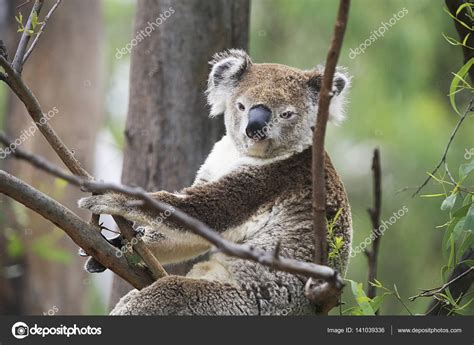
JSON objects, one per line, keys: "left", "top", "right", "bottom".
{"left": 412, "top": 100, "right": 473, "bottom": 197}
{"left": 445, "top": 0, "right": 474, "bottom": 82}
{"left": 0, "top": 55, "right": 92, "bottom": 178}
{"left": 426, "top": 248, "right": 474, "bottom": 315}
{"left": 312, "top": 0, "right": 350, "bottom": 267}
{"left": 23, "top": 0, "right": 63, "bottom": 65}
{"left": 411, "top": 267, "right": 474, "bottom": 301}
{"left": 308, "top": 0, "right": 350, "bottom": 312}
{"left": 16, "top": 0, "right": 32, "bottom": 10}
{"left": 0, "top": 132, "right": 168, "bottom": 280}
{"left": 0, "top": 170, "right": 154, "bottom": 289}
{"left": 114, "top": 216, "right": 167, "bottom": 280}
{"left": 364, "top": 148, "right": 382, "bottom": 304}
{"left": 5, "top": 17, "right": 168, "bottom": 279}
{"left": 11, "top": 0, "right": 44, "bottom": 73}
{"left": 0, "top": 143, "right": 344, "bottom": 284}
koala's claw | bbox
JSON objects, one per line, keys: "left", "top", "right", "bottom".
{"left": 134, "top": 226, "right": 146, "bottom": 237}
{"left": 81, "top": 234, "right": 123, "bottom": 273}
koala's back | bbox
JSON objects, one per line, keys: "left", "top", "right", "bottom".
{"left": 187, "top": 138, "right": 352, "bottom": 315}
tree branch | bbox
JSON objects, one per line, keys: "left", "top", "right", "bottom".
{"left": 412, "top": 99, "right": 473, "bottom": 197}
{"left": 365, "top": 148, "right": 382, "bottom": 302}
{"left": 22, "top": 0, "right": 63, "bottom": 65}
{"left": 0, "top": 169, "right": 154, "bottom": 289}
{"left": 0, "top": 55, "right": 92, "bottom": 178}
{"left": 11, "top": 0, "right": 44, "bottom": 73}
{"left": 308, "top": 0, "right": 350, "bottom": 311}
{"left": 0, "top": 142, "right": 344, "bottom": 285}
{"left": 2, "top": 19, "right": 169, "bottom": 280}
{"left": 0, "top": 132, "right": 167, "bottom": 281}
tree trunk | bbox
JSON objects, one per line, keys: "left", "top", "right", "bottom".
{"left": 0, "top": 0, "right": 104, "bottom": 314}
{"left": 109, "top": 0, "right": 249, "bottom": 307}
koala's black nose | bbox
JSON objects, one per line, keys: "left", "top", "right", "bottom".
{"left": 246, "top": 105, "right": 272, "bottom": 140}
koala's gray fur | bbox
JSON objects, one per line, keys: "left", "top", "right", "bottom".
{"left": 79, "top": 49, "right": 352, "bottom": 315}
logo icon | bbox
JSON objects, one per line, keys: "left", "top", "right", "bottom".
{"left": 12, "top": 322, "right": 29, "bottom": 339}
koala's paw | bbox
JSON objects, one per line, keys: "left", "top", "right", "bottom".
{"left": 141, "top": 227, "right": 167, "bottom": 247}
{"left": 78, "top": 193, "right": 128, "bottom": 215}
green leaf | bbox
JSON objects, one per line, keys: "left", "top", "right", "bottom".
{"left": 453, "top": 218, "right": 466, "bottom": 240}
{"left": 463, "top": 194, "right": 473, "bottom": 206}
{"left": 456, "top": 2, "right": 474, "bottom": 16}
{"left": 369, "top": 278, "right": 383, "bottom": 288}
{"left": 420, "top": 193, "right": 445, "bottom": 198}
{"left": 369, "top": 293, "right": 391, "bottom": 313}
{"left": 463, "top": 204, "right": 474, "bottom": 232}
{"left": 349, "top": 280, "right": 375, "bottom": 316}
{"left": 462, "top": 260, "right": 474, "bottom": 267}
{"left": 444, "top": 7, "right": 474, "bottom": 31}
{"left": 443, "top": 219, "right": 457, "bottom": 251}
{"left": 457, "top": 232, "right": 473, "bottom": 261}
{"left": 459, "top": 160, "right": 474, "bottom": 179}
{"left": 31, "top": 11, "right": 38, "bottom": 30}
{"left": 449, "top": 58, "right": 474, "bottom": 115}
{"left": 15, "top": 12, "right": 23, "bottom": 25}
{"left": 441, "top": 193, "right": 457, "bottom": 211}
{"left": 447, "top": 235, "right": 456, "bottom": 269}
{"left": 453, "top": 204, "right": 471, "bottom": 218}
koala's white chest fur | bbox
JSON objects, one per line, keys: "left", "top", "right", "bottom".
{"left": 195, "top": 135, "right": 293, "bottom": 184}
{"left": 195, "top": 135, "right": 242, "bottom": 182}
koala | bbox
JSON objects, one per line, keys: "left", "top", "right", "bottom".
{"left": 79, "top": 49, "right": 352, "bottom": 315}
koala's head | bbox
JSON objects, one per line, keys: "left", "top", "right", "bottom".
{"left": 206, "top": 49, "right": 350, "bottom": 158}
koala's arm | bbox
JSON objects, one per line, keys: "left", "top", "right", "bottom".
{"left": 79, "top": 150, "right": 308, "bottom": 228}
{"left": 79, "top": 162, "right": 284, "bottom": 234}
{"left": 79, "top": 149, "right": 310, "bottom": 262}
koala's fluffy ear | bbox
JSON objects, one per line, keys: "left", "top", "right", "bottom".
{"left": 206, "top": 49, "right": 252, "bottom": 117}
{"left": 307, "top": 67, "right": 351, "bottom": 124}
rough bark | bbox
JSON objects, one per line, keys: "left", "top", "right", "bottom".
{"left": 109, "top": 0, "right": 249, "bottom": 307}
{"left": 0, "top": 0, "right": 103, "bottom": 314}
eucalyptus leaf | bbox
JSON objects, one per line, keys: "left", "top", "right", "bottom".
{"left": 349, "top": 280, "right": 375, "bottom": 316}
{"left": 441, "top": 193, "right": 457, "bottom": 211}
{"left": 449, "top": 58, "right": 474, "bottom": 115}
{"left": 463, "top": 204, "right": 474, "bottom": 232}
{"left": 459, "top": 160, "right": 474, "bottom": 179}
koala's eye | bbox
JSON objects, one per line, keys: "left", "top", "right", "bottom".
{"left": 280, "top": 111, "right": 295, "bottom": 119}
{"left": 237, "top": 102, "right": 245, "bottom": 111}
